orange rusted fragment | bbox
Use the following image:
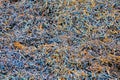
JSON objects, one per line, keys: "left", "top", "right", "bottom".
{"left": 13, "top": 42, "right": 26, "bottom": 50}
{"left": 83, "top": 50, "right": 88, "bottom": 55}
{"left": 100, "top": 57, "right": 110, "bottom": 64}
{"left": 44, "top": 43, "right": 56, "bottom": 47}
{"left": 63, "top": 0, "right": 67, "bottom": 5}
{"left": 90, "top": 63, "right": 103, "bottom": 72}
{"left": 38, "top": 24, "right": 43, "bottom": 31}
{"left": 103, "top": 37, "right": 112, "bottom": 42}
{"left": 68, "top": 70, "right": 72, "bottom": 74}
{"left": 19, "top": 13, "right": 24, "bottom": 17}
{"left": 60, "top": 77, "right": 65, "bottom": 80}
{"left": 85, "top": 54, "right": 94, "bottom": 59}
{"left": 81, "top": 71, "right": 87, "bottom": 77}
{"left": 108, "top": 54, "right": 120, "bottom": 63}
{"left": 91, "top": 0, "right": 96, "bottom": 8}
{"left": 0, "top": 1, "right": 2, "bottom": 7}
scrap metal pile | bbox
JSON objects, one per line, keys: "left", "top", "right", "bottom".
{"left": 0, "top": 0, "right": 120, "bottom": 80}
